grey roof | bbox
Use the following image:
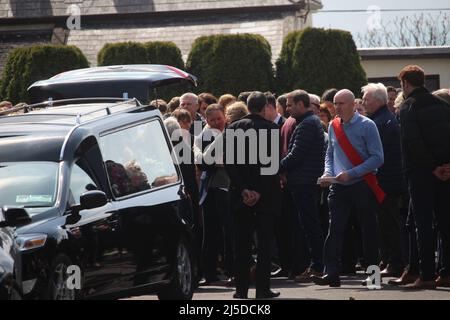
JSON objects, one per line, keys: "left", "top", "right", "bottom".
{"left": 0, "top": 0, "right": 322, "bottom": 19}
{"left": 358, "top": 46, "right": 450, "bottom": 60}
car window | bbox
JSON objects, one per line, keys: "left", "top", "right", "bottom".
{"left": 0, "top": 162, "right": 58, "bottom": 208}
{"left": 100, "top": 120, "right": 178, "bottom": 198}
{"left": 69, "top": 163, "right": 98, "bottom": 204}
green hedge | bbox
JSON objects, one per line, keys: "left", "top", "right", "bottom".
{"left": 97, "top": 42, "right": 148, "bottom": 66}
{"left": 97, "top": 41, "right": 187, "bottom": 101}
{"left": 146, "top": 41, "right": 185, "bottom": 69}
{"left": 187, "top": 34, "right": 273, "bottom": 96}
{"left": 274, "top": 30, "right": 303, "bottom": 94}
{"left": 275, "top": 28, "right": 367, "bottom": 96}
{"left": 145, "top": 41, "right": 186, "bottom": 101}
{"left": 0, "top": 45, "right": 89, "bottom": 104}
{"left": 97, "top": 41, "right": 185, "bottom": 68}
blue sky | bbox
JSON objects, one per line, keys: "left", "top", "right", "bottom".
{"left": 312, "top": 0, "right": 450, "bottom": 46}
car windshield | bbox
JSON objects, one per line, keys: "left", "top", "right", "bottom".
{"left": 0, "top": 162, "right": 59, "bottom": 208}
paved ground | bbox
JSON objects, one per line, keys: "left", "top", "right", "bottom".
{"left": 126, "top": 274, "right": 450, "bottom": 300}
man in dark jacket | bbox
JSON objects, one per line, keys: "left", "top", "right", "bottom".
{"left": 264, "top": 91, "right": 286, "bottom": 128}
{"left": 224, "top": 91, "right": 282, "bottom": 299}
{"left": 363, "top": 83, "right": 407, "bottom": 277}
{"left": 280, "top": 89, "right": 325, "bottom": 281}
{"left": 398, "top": 65, "right": 450, "bottom": 289}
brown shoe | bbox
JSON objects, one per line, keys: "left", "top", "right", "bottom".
{"left": 403, "top": 278, "right": 436, "bottom": 290}
{"left": 435, "top": 276, "right": 450, "bottom": 288}
{"left": 295, "top": 268, "right": 322, "bottom": 283}
{"left": 387, "top": 271, "right": 418, "bottom": 286}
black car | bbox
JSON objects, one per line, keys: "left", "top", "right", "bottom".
{"left": 0, "top": 226, "right": 21, "bottom": 300}
{"left": 0, "top": 65, "right": 199, "bottom": 300}
{"left": 27, "top": 64, "right": 197, "bottom": 104}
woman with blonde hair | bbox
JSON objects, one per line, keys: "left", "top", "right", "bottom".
{"left": 393, "top": 92, "right": 405, "bottom": 116}
{"left": 218, "top": 94, "right": 237, "bottom": 109}
{"left": 225, "top": 101, "right": 249, "bottom": 124}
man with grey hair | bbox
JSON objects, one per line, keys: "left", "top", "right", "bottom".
{"left": 163, "top": 116, "right": 202, "bottom": 272}
{"left": 362, "top": 83, "right": 407, "bottom": 278}
{"left": 163, "top": 117, "right": 181, "bottom": 137}
{"left": 361, "top": 83, "right": 388, "bottom": 115}
{"left": 180, "top": 92, "right": 205, "bottom": 135}
{"left": 309, "top": 94, "right": 321, "bottom": 115}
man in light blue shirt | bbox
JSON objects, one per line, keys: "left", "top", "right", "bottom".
{"left": 312, "top": 89, "right": 384, "bottom": 287}
{"left": 324, "top": 101, "right": 384, "bottom": 185}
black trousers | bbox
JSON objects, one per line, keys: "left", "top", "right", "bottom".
{"left": 406, "top": 201, "right": 420, "bottom": 275}
{"left": 342, "top": 209, "right": 364, "bottom": 273}
{"left": 234, "top": 206, "right": 275, "bottom": 295}
{"left": 324, "top": 181, "right": 379, "bottom": 277}
{"left": 291, "top": 185, "right": 324, "bottom": 272}
{"left": 408, "top": 169, "right": 450, "bottom": 280}
{"left": 376, "top": 194, "right": 406, "bottom": 270}
{"left": 203, "top": 188, "right": 234, "bottom": 280}
{"left": 273, "top": 188, "right": 307, "bottom": 274}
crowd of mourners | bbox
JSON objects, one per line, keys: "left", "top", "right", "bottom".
{"left": 2, "top": 64, "right": 449, "bottom": 299}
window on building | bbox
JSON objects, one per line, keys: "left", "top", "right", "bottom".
{"left": 368, "top": 75, "right": 440, "bottom": 91}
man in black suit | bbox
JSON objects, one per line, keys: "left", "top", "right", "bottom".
{"left": 264, "top": 91, "right": 286, "bottom": 128}
{"left": 263, "top": 92, "right": 288, "bottom": 276}
{"left": 225, "top": 91, "right": 282, "bottom": 299}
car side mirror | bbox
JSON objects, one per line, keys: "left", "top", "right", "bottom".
{"left": 80, "top": 190, "right": 108, "bottom": 210}
{"left": 0, "top": 206, "right": 32, "bottom": 228}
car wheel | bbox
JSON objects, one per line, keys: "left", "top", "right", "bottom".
{"left": 157, "top": 237, "right": 195, "bottom": 300}
{"left": 0, "top": 280, "right": 22, "bottom": 300}
{"left": 45, "top": 254, "right": 77, "bottom": 300}
{"left": 8, "top": 282, "right": 22, "bottom": 300}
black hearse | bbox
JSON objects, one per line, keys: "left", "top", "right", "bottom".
{"left": 0, "top": 65, "right": 198, "bottom": 300}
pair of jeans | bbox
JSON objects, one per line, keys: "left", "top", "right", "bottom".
{"left": 323, "top": 181, "right": 379, "bottom": 277}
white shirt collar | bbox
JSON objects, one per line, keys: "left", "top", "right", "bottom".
{"left": 274, "top": 113, "right": 282, "bottom": 124}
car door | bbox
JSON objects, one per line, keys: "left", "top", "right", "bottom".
{"left": 64, "top": 158, "right": 123, "bottom": 298}
{"left": 98, "top": 119, "right": 180, "bottom": 289}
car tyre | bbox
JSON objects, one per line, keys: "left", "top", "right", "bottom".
{"left": 44, "top": 253, "right": 78, "bottom": 300}
{"left": 157, "top": 237, "right": 195, "bottom": 300}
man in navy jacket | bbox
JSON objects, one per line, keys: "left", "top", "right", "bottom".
{"left": 280, "top": 90, "right": 326, "bottom": 280}
{"left": 363, "top": 83, "right": 407, "bottom": 278}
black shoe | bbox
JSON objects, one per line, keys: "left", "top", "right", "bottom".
{"left": 256, "top": 290, "right": 280, "bottom": 299}
{"left": 225, "top": 277, "right": 235, "bottom": 287}
{"left": 198, "top": 277, "right": 220, "bottom": 286}
{"left": 271, "top": 268, "right": 289, "bottom": 278}
{"left": 233, "top": 292, "right": 248, "bottom": 299}
{"left": 311, "top": 274, "right": 341, "bottom": 287}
